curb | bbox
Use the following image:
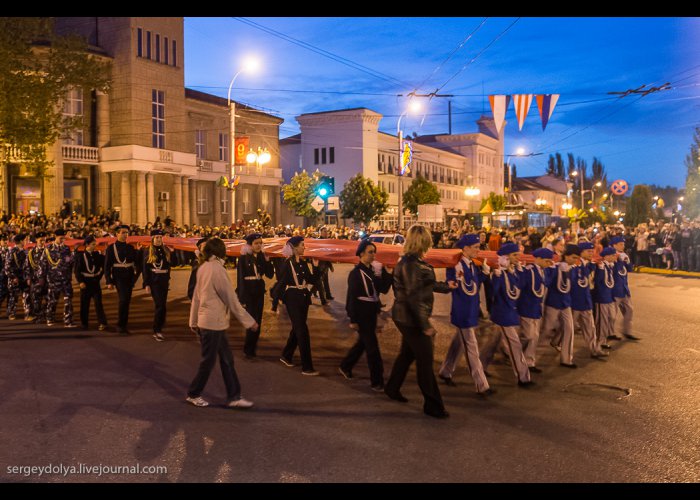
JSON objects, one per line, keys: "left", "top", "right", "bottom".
{"left": 635, "top": 267, "right": 700, "bottom": 279}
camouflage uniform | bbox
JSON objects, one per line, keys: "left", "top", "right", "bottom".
{"left": 24, "top": 244, "right": 48, "bottom": 322}
{"left": 41, "top": 243, "right": 75, "bottom": 325}
{"left": 0, "top": 244, "right": 9, "bottom": 313}
{"left": 5, "top": 245, "right": 29, "bottom": 319}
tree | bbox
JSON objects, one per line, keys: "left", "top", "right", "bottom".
{"left": 282, "top": 169, "right": 327, "bottom": 221}
{"left": 567, "top": 153, "right": 576, "bottom": 179}
{"left": 0, "top": 18, "right": 111, "bottom": 177}
{"left": 402, "top": 175, "right": 440, "bottom": 215}
{"left": 555, "top": 153, "right": 565, "bottom": 179}
{"left": 480, "top": 191, "right": 507, "bottom": 212}
{"left": 546, "top": 155, "right": 556, "bottom": 176}
{"left": 683, "top": 126, "right": 700, "bottom": 219}
{"left": 339, "top": 174, "right": 389, "bottom": 225}
{"left": 626, "top": 184, "right": 653, "bottom": 227}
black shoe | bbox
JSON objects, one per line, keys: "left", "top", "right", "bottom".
{"left": 591, "top": 352, "right": 609, "bottom": 359}
{"left": 624, "top": 334, "right": 640, "bottom": 341}
{"left": 118, "top": 328, "right": 130, "bottom": 336}
{"left": 601, "top": 344, "right": 612, "bottom": 350}
{"left": 244, "top": 353, "right": 256, "bottom": 360}
{"left": 560, "top": 362, "right": 578, "bottom": 369}
{"left": 338, "top": 367, "right": 353, "bottom": 380}
{"left": 321, "top": 301, "right": 328, "bottom": 306}
{"left": 528, "top": 366, "right": 542, "bottom": 373}
{"left": 370, "top": 384, "right": 385, "bottom": 392}
{"left": 424, "top": 408, "right": 450, "bottom": 419}
{"left": 385, "top": 390, "right": 408, "bottom": 403}
{"left": 81, "top": 324, "right": 89, "bottom": 330}
{"left": 439, "top": 375, "right": 457, "bottom": 387}
{"left": 607, "top": 335, "right": 622, "bottom": 341}
{"left": 518, "top": 380, "right": 535, "bottom": 388}
{"left": 477, "top": 388, "right": 496, "bottom": 396}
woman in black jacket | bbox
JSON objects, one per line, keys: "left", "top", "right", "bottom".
{"left": 385, "top": 224, "right": 457, "bottom": 419}
{"left": 143, "top": 230, "right": 171, "bottom": 342}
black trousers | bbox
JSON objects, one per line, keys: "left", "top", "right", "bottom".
{"left": 340, "top": 307, "right": 383, "bottom": 386}
{"left": 385, "top": 322, "right": 445, "bottom": 415}
{"left": 281, "top": 290, "right": 314, "bottom": 371}
{"left": 188, "top": 328, "right": 241, "bottom": 402}
{"left": 80, "top": 282, "right": 107, "bottom": 327}
{"left": 243, "top": 292, "right": 265, "bottom": 356}
{"left": 114, "top": 279, "right": 134, "bottom": 329}
{"left": 149, "top": 281, "right": 169, "bottom": 333}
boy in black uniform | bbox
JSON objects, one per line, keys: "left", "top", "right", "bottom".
{"left": 5, "top": 234, "right": 29, "bottom": 320}
{"left": 143, "top": 229, "right": 171, "bottom": 341}
{"left": 74, "top": 235, "right": 108, "bottom": 331}
{"left": 23, "top": 232, "right": 48, "bottom": 323}
{"left": 0, "top": 234, "right": 9, "bottom": 316}
{"left": 104, "top": 225, "right": 141, "bottom": 335}
{"left": 236, "top": 233, "right": 274, "bottom": 359}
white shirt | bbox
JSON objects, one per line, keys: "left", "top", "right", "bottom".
{"left": 189, "top": 257, "right": 255, "bottom": 331}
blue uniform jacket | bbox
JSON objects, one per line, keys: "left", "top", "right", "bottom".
{"left": 516, "top": 264, "right": 546, "bottom": 319}
{"left": 447, "top": 257, "right": 485, "bottom": 328}
{"left": 489, "top": 269, "right": 520, "bottom": 327}
{"left": 570, "top": 261, "right": 595, "bottom": 311}
{"left": 592, "top": 263, "right": 616, "bottom": 304}
{"left": 612, "top": 259, "right": 632, "bottom": 298}
{"left": 544, "top": 264, "right": 572, "bottom": 310}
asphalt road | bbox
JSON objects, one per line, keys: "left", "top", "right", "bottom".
{"left": 0, "top": 265, "right": 698, "bottom": 483}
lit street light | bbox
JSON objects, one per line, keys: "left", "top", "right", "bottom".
{"left": 396, "top": 99, "right": 423, "bottom": 230}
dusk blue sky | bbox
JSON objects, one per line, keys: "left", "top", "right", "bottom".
{"left": 184, "top": 17, "right": 699, "bottom": 189}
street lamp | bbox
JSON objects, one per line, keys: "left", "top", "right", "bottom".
{"left": 562, "top": 202, "right": 573, "bottom": 210}
{"left": 227, "top": 57, "right": 260, "bottom": 225}
{"left": 396, "top": 99, "right": 423, "bottom": 230}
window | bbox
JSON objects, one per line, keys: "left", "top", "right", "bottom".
{"left": 146, "top": 31, "right": 151, "bottom": 59}
{"left": 329, "top": 147, "right": 335, "bottom": 164}
{"left": 321, "top": 148, "right": 327, "bottom": 165}
{"left": 62, "top": 88, "right": 84, "bottom": 145}
{"left": 221, "top": 194, "right": 229, "bottom": 214}
{"left": 137, "top": 28, "right": 143, "bottom": 57}
{"left": 195, "top": 130, "right": 206, "bottom": 159}
{"left": 196, "top": 184, "right": 209, "bottom": 214}
{"left": 172, "top": 39, "right": 177, "bottom": 66}
{"left": 261, "top": 189, "right": 269, "bottom": 211}
{"left": 155, "top": 34, "right": 160, "bottom": 62}
{"left": 152, "top": 89, "right": 165, "bottom": 149}
{"left": 314, "top": 148, "right": 319, "bottom": 165}
{"left": 241, "top": 188, "right": 250, "bottom": 214}
{"left": 219, "top": 132, "right": 229, "bottom": 162}
{"left": 164, "top": 36, "right": 169, "bottom": 65}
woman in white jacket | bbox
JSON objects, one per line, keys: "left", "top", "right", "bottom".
{"left": 187, "top": 238, "right": 259, "bottom": 409}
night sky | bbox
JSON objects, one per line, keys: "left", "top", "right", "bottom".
{"left": 184, "top": 17, "right": 699, "bottom": 188}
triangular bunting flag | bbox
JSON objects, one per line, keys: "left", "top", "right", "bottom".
{"left": 488, "top": 95, "right": 511, "bottom": 134}
{"left": 217, "top": 176, "right": 229, "bottom": 188}
{"left": 536, "top": 94, "right": 560, "bottom": 131}
{"left": 512, "top": 94, "right": 533, "bottom": 131}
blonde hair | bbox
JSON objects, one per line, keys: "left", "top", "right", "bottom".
{"left": 402, "top": 224, "right": 432, "bottom": 257}
{"left": 147, "top": 241, "right": 171, "bottom": 264}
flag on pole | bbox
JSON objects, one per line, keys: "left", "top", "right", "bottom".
{"left": 488, "top": 95, "right": 511, "bottom": 134}
{"left": 536, "top": 94, "right": 560, "bottom": 131}
{"left": 512, "top": 94, "right": 533, "bottom": 131}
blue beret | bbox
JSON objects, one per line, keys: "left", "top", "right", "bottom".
{"left": 150, "top": 229, "right": 164, "bottom": 237}
{"left": 13, "top": 234, "right": 26, "bottom": 244}
{"left": 456, "top": 234, "right": 480, "bottom": 249}
{"left": 610, "top": 236, "right": 625, "bottom": 245}
{"left": 564, "top": 244, "right": 581, "bottom": 256}
{"left": 84, "top": 235, "right": 96, "bottom": 246}
{"left": 287, "top": 236, "right": 304, "bottom": 247}
{"left": 355, "top": 239, "right": 375, "bottom": 256}
{"left": 244, "top": 233, "right": 263, "bottom": 245}
{"left": 600, "top": 246, "right": 617, "bottom": 257}
{"left": 533, "top": 248, "right": 554, "bottom": 259}
{"left": 54, "top": 229, "right": 66, "bottom": 236}
{"left": 497, "top": 242, "right": 520, "bottom": 256}
{"left": 578, "top": 242, "right": 594, "bottom": 250}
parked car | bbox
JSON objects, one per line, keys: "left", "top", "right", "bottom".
{"left": 367, "top": 233, "right": 405, "bottom": 246}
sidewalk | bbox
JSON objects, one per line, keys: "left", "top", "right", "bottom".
{"left": 635, "top": 266, "right": 700, "bottom": 278}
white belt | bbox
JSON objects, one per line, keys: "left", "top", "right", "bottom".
{"left": 112, "top": 263, "right": 134, "bottom": 268}
{"left": 286, "top": 285, "right": 311, "bottom": 291}
{"left": 358, "top": 297, "right": 379, "bottom": 302}
{"left": 152, "top": 269, "right": 169, "bottom": 274}
{"left": 244, "top": 276, "right": 262, "bottom": 280}
{"left": 82, "top": 272, "right": 98, "bottom": 277}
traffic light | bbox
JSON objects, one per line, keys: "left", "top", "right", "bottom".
{"left": 317, "top": 175, "right": 334, "bottom": 199}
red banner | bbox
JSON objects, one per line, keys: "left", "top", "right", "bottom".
{"left": 234, "top": 137, "right": 249, "bottom": 165}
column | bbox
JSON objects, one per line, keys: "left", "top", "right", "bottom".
{"left": 135, "top": 171, "right": 146, "bottom": 226}
{"left": 182, "top": 176, "right": 190, "bottom": 227}
{"left": 146, "top": 173, "right": 156, "bottom": 224}
{"left": 120, "top": 172, "right": 131, "bottom": 223}
{"left": 172, "top": 174, "right": 182, "bottom": 226}
{"left": 213, "top": 186, "right": 222, "bottom": 226}
{"left": 189, "top": 179, "right": 197, "bottom": 227}
{"left": 43, "top": 143, "right": 64, "bottom": 215}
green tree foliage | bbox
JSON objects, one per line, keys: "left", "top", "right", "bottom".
{"left": 479, "top": 191, "right": 507, "bottom": 211}
{"left": 683, "top": 126, "right": 700, "bottom": 219}
{"left": 626, "top": 184, "right": 653, "bottom": 227}
{"left": 567, "top": 153, "right": 576, "bottom": 178}
{"left": 338, "top": 174, "right": 388, "bottom": 225}
{"left": 403, "top": 174, "right": 440, "bottom": 215}
{"left": 555, "top": 152, "right": 565, "bottom": 178}
{"left": 282, "top": 169, "right": 327, "bottom": 220}
{"left": 546, "top": 155, "right": 555, "bottom": 176}
{"left": 0, "top": 17, "right": 111, "bottom": 176}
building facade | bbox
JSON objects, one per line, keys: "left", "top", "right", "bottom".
{"left": 512, "top": 174, "right": 572, "bottom": 216}
{"left": 2, "top": 17, "right": 283, "bottom": 227}
{"left": 279, "top": 108, "right": 504, "bottom": 228}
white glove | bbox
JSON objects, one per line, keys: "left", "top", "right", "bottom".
{"left": 516, "top": 262, "right": 524, "bottom": 272}
{"left": 482, "top": 261, "right": 491, "bottom": 274}
{"left": 559, "top": 262, "right": 570, "bottom": 272}
{"left": 371, "top": 260, "right": 383, "bottom": 277}
{"left": 619, "top": 252, "right": 629, "bottom": 262}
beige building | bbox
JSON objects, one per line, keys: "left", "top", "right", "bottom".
{"left": 279, "top": 108, "right": 504, "bottom": 228}
{"left": 512, "top": 174, "right": 572, "bottom": 216}
{"left": 3, "top": 17, "right": 283, "bottom": 227}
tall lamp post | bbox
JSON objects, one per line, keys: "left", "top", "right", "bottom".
{"left": 227, "top": 57, "right": 259, "bottom": 226}
{"left": 396, "top": 100, "right": 423, "bottom": 231}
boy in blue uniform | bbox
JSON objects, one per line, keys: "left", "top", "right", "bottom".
{"left": 571, "top": 242, "right": 608, "bottom": 359}
{"left": 480, "top": 243, "right": 533, "bottom": 387}
{"left": 517, "top": 247, "right": 554, "bottom": 373}
{"left": 593, "top": 246, "right": 618, "bottom": 350}
{"left": 610, "top": 236, "right": 639, "bottom": 341}
{"left": 438, "top": 234, "right": 493, "bottom": 395}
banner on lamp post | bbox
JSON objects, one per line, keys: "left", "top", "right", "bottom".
{"left": 235, "top": 137, "right": 249, "bottom": 165}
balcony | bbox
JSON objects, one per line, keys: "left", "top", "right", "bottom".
{"left": 62, "top": 145, "right": 99, "bottom": 164}
{"left": 197, "top": 159, "right": 213, "bottom": 172}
